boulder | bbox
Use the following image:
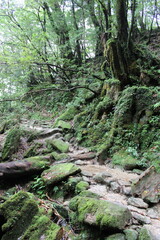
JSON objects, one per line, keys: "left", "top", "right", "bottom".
{"left": 105, "top": 233, "right": 126, "bottom": 240}
{"left": 139, "top": 225, "right": 160, "bottom": 240}
{"left": 51, "top": 152, "right": 69, "bottom": 161}
{"left": 69, "top": 196, "right": 132, "bottom": 230}
{"left": 1, "top": 128, "right": 21, "bottom": 161}
{"left": 0, "top": 191, "right": 61, "bottom": 240}
{"left": 57, "top": 120, "right": 72, "bottom": 130}
{"left": 128, "top": 197, "right": 148, "bottom": 209}
{"left": 47, "top": 139, "right": 69, "bottom": 153}
{"left": 42, "top": 163, "right": 81, "bottom": 186}
{"left": 75, "top": 181, "right": 89, "bottom": 193}
{"left": 124, "top": 229, "right": 138, "bottom": 240}
{"left": 131, "top": 166, "right": 160, "bottom": 203}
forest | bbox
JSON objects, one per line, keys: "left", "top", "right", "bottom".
{"left": 0, "top": 0, "right": 160, "bottom": 239}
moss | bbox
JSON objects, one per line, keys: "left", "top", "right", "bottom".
{"left": 138, "top": 227, "right": 152, "bottom": 240}
{"left": 21, "top": 215, "right": 61, "bottom": 240}
{"left": 93, "top": 96, "right": 113, "bottom": 119}
{"left": 42, "top": 163, "right": 81, "bottom": 186}
{"left": 64, "top": 177, "right": 82, "bottom": 195}
{"left": 23, "top": 143, "right": 42, "bottom": 158}
{"left": 2, "top": 128, "right": 21, "bottom": 161}
{"left": 105, "top": 233, "right": 126, "bottom": 240}
{"left": 112, "top": 150, "right": 138, "bottom": 170}
{"left": 56, "top": 106, "right": 78, "bottom": 121}
{"left": 69, "top": 196, "right": 132, "bottom": 230}
{"left": 75, "top": 181, "right": 89, "bottom": 194}
{"left": 47, "top": 139, "right": 69, "bottom": 153}
{"left": 56, "top": 120, "right": 72, "bottom": 129}
{"left": 79, "top": 190, "right": 100, "bottom": 199}
{"left": 24, "top": 156, "right": 50, "bottom": 169}
{"left": 51, "top": 151, "right": 69, "bottom": 161}
{"left": 0, "top": 191, "right": 61, "bottom": 240}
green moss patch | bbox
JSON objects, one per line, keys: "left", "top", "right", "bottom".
{"left": 112, "top": 150, "right": 138, "bottom": 170}
{"left": 47, "top": 139, "right": 69, "bottom": 153}
{"left": 69, "top": 196, "right": 132, "bottom": 230}
{"left": 42, "top": 163, "right": 81, "bottom": 186}
{"left": 2, "top": 128, "right": 21, "bottom": 161}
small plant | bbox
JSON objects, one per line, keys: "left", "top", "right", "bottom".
{"left": 30, "top": 176, "right": 46, "bottom": 199}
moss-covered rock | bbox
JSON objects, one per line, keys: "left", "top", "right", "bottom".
{"left": 0, "top": 191, "right": 61, "bottom": 240}
{"left": 124, "top": 229, "right": 138, "bottom": 240}
{"left": 75, "top": 181, "right": 89, "bottom": 194}
{"left": 51, "top": 151, "right": 69, "bottom": 161}
{"left": 56, "top": 106, "right": 78, "bottom": 121}
{"left": 79, "top": 190, "right": 100, "bottom": 199}
{"left": 56, "top": 120, "right": 72, "bottom": 130}
{"left": 47, "top": 139, "right": 69, "bottom": 153}
{"left": 105, "top": 233, "right": 126, "bottom": 240}
{"left": 112, "top": 150, "right": 138, "bottom": 170}
{"left": 69, "top": 196, "right": 132, "bottom": 230}
{"left": 23, "top": 143, "right": 42, "bottom": 158}
{"left": 42, "top": 163, "right": 81, "bottom": 186}
{"left": 2, "top": 128, "right": 21, "bottom": 161}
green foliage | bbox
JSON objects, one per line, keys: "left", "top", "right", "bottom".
{"left": 30, "top": 176, "right": 46, "bottom": 199}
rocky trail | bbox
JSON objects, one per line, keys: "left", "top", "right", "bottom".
{"left": 0, "top": 119, "right": 160, "bottom": 240}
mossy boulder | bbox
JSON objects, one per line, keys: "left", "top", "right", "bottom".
{"left": 42, "top": 163, "right": 81, "bottom": 186}
{"left": 56, "top": 106, "right": 78, "bottom": 121}
{"left": 51, "top": 151, "right": 69, "bottom": 161}
{"left": 2, "top": 128, "right": 21, "bottom": 161}
{"left": 138, "top": 225, "right": 160, "bottom": 240}
{"left": 124, "top": 229, "right": 138, "bottom": 240}
{"left": 69, "top": 196, "right": 132, "bottom": 230}
{"left": 105, "top": 233, "right": 126, "bottom": 240}
{"left": 75, "top": 181, "right": 89, "bottom": 194}
{"left": 56, "top": 120, "right": 72, "bottom": 130}
{"left": 112, "top": 150, "right": 138, "bottom": 170}
{"left": 47, "top": 139, "right": 69, "bottom": 153}
{"left": 79, "top": 190, "right": 100, "bottom": 199}
{"left": 0, "top": 191, "right": 61, "bottom": 240}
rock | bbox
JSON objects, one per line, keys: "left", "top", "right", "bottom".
{"left": 79, "top": 190, "right": 100, "bottom": 199}
{"left": 123, "top": 187, "right": 132, "bottom": 196}
{"left": 131, "top": 166, "right": 160, "bottom": 203}
{"left": 105, "top": 233, "right": 126, "bottom": 240}
{"left": 0, "top": 191, "right": 61, "bottom": 240}
{"left": 128, "top": 197, "right": 149, "bottom": 209}
{"left": 93, "top": 173, "right": 106, "bottom": 184}
{"left": 1, "top": 128, "right": 21, "bottom": 161}
{"left": 147, "top": 208, "right": 159, "bottom": 219}
{"left": 139, "top": 225, "right": 160, "bottom": 240}
{"left": 110, "top": 181, "right": 121, "bottom": 193}
{"left": 70, "top": 152, "right": 96, "bottom": 160}
{"left": 132, "top": 212, "right": 151, "bottom": 224}
{"left": 104, "top": 233, "right": 126, "bottom": 240}
{"left": 51, "top": 152, "right": 69, "bottom": 161}
{"left": 56, "top": 120, "right": 72, "bottom": 130}
{"left": 124, "top": 229, "right": 138, "bottom": 240}
{"left": 112, "top": 150, "right": 138, "bottom": 170}
{"left": 75, "top": 160, "right": 86, "bottom": 165}
{"left": 52, "top": 202, "right": 68, "bottom": 219}
{"left": 47, "top": 139, "right": 70, "bottom": 153}
{"left": 75, "top": 181, "right": 89, "bottom": 193}
{"left": 69, "top": 196, "right": 132, "bottom": 230}
{"left": 81, "top": 170, "right": 93, "bottom": 177}
{"left": 42, "top": 163, "right": 81, "bottom": 186}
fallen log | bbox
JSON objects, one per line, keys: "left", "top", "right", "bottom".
{"left": 0, "top": 156, "right": 50, "bottom": 179}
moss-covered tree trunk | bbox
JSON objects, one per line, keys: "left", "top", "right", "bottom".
{"left": 106, "top": 0, "right": 131, "bottom": 88}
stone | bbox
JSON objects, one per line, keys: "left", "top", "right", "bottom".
{"left": 51, "top": 152, "right": 69, "bottom": 161}
{"left": 124, "top": 229, "right": 138, "bottom": 240}
{"left": 105, "top": 233, "right": 126, "bottom": 240}
{"left": 1, "top": 128, "right": 21, "bottom": 161}
{"left": 123, "top": 187, "right": 132, "bottom": 196}
{"left": 147, "top": 208, "right": 159, "bottom": 219}
{"left": 139, "top": 225, "right": 160, "bottom": 240}
{"left": 132, "top": 212, "right": 151, "bottom": 224}
{"left": 131, "top": 166, "right": 160, "bottom": 203}
{"left": 69, "top": 196, "right": 132, "bottom": 230}
{"left": 41, "top": 163, "right": 81, "bottom": 186}
{"left": 110, "top": 181, "right": 121, "bottom": 193}
{"left": 0, "top": 191, "right": 61, "bottom": 240}
{"left": 93, "top": 173, "right": 106, "bottom": 184}
{"left": 56, "top": 120, "right": 72, "bottom": 130}
{"left": 47, "top": 139, "right": 69, "bottom": 153}
{"left": 128, "top": 197, "right": 149, "bottom": 209}
{"left": 75, "top": 181, "right": 89, "bottom": 193}
{"left": 112, "top": 150, "right": 138, "bottom": 170}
